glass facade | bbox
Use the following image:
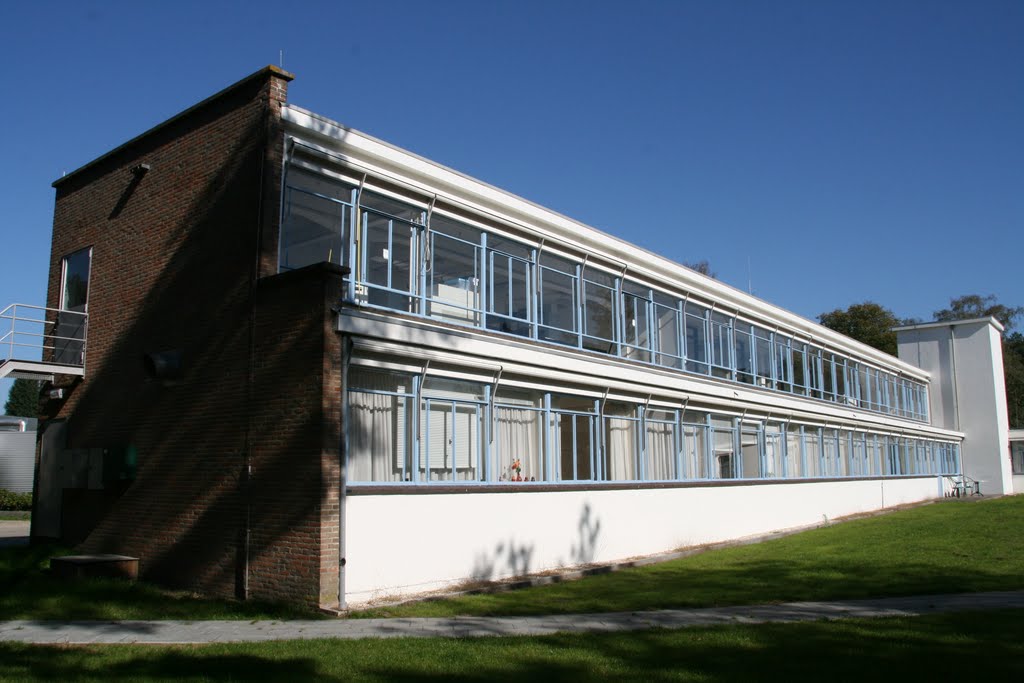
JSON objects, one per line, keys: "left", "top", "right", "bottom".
{"left": 346, "top": 368, "right": 960, "bottom": 484}
{"left": 282, "top": 159, "right": 931, "bottom": 424}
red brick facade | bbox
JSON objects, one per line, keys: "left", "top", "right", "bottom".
{"left": 38, "top": 66, "right": 344, "bottom": 607}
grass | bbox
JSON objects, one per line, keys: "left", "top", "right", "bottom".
{"left": 1, "top": 496, "right": 1021, "bottom": 622}
{"left": 0, "top": 512, "right": 29, "bottom": 521}
{"left": 357, "top": 496, "right": 1024, "bottom": 618}
{"left": 0, "top": 609, "right": 1022, "bottom": 681}
{"left": 0, "top": 542, "right": 324, "bottom": 621}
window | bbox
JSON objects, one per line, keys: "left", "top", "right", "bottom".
{"left": 786, "top": 424, "right": 803, "bottom": 477}
{"left": 621, "top": 281, "right": 652, "bottom": 362}
{"left": 428, "top": 216, "right": 483, "bottom": 325}
{"left": 711, "top": 415, "right": 736, "bottom": 479}
{"left": 348, "top": 369, "right": 414, "bottom": 482}
{"left": 581, "top": 267, "right": 617, "bottom": 353}
{"left": 603, "top": 403, "right": 639, "bottom": 480}
{"left": 487, "top": 236, "right": 533, "bottom": 337}
{"left": 804, "top": 427, "right": 822, "bottom": 477}
{"left": 754, "top": 327, "right": 773, "bottom": 388}
{"left": 775, "top": 336, "right": 793, "bottom": 392}
{"left": 764, "top": 424, "right": 784, "bottom": 478}
{"left": 420, "top": 377, "right": 485, "bottom": 481}
{"left": 734, "top": 324, "right": 754, "bottom": 384}
{"left": 494, "top": 389, "right": 544, "bottom": 481}
{"left": 360, "top": 191, "right": 422, "bottom": 311}
{"left": 538, "top": 253, "right": 579, "bottom": 346}
{"left": 739, "top": 424, "right": 760, "bottom": 477}
{"left": 279, "top": 168, "right": 354, "bottom": 271}
{"left": 710, "top": 313, "right": 733, "bottom": 379}
{"left": 653, "top": 292, "right": 682, "bottom": 369}
{"left": 682, "top": 411, "right": 709, "bottom": 479}
{"left": 805, "top": 346, "right": 822, "bottom": 398}
{"left": 684, "top": 303, "right": 709, "bottom": 374}
{"left": 791, "top": 343, "right": 807, "bottom": 396}
{"left": 553, "top": 396, "right": 598, "bottom": 481}
{"left": 644, "top": 408, "right": 678, "bottom": 480}
{"left": 56, "top": 247, "right": 91, "bottom": 366}
{"left": 1012, "top": 442, "right": 1024, "bottom": 475}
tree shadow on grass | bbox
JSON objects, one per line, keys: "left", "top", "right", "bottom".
{"left": 358, "top": 609, "right": 1024, "bottom": 682}
{"left": 0, "top": 645, "right": 332, "bottom": 683}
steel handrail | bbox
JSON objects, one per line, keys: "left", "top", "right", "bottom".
{"left": 0, "top": 303, "right": 88, "bottom": 367}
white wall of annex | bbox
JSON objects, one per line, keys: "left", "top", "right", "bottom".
{"left": 898, "top": 319, "right": 1012, "bottom": 495}
{"left": 343, "top": 477, "right": 942, "bottom": 605}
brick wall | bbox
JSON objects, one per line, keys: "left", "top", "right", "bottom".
{"left": 37, "top": 66, "right": 343, "bottom": 606}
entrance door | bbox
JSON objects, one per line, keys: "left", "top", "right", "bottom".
{"left": 54, "top": 248, "right": 90, "bottom": 365}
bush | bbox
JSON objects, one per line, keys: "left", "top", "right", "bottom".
{"left": 0, "top": 490, "right": 32, "bottom": 511}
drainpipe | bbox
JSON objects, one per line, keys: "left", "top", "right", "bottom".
{"left": 338, "top": 335, "right": 353, "bottom": 610}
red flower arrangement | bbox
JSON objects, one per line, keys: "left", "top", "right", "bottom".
{"left": 510, "top": 458, "right": 523, "bottom": 482}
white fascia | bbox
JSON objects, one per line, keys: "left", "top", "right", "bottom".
{"left": 893, "top": 317, "right": 1005, "bottom": 334}
{"left": 338, "top": 307, "right": 961, "bottom": 441}
{"left": 284, "top": 104, "right": 928, "bottom": 382}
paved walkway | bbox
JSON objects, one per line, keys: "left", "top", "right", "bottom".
{"left": 0, "top": 520, "right": 30, "bottom": 548}
{"left": 1, "top": 590, "right": 1022, "bottom": 644}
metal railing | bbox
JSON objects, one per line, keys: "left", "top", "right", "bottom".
{"left": 0, "top": 303, "right": 88, "bottom": 368}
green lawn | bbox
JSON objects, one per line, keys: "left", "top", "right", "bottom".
{"left": 2, "top": 496, "right": 1021, "bottom": 622}
{"left": 1, "top": 609, "right": 1022, "bottom": 681}
{"left": 357, "top": 496, "right": 1024, "bottom": 618}
{"left": 0, "top": 513, "right": 30, "bottom": 521}
{"left": 0, "top": 543, "right": 323, "bottom": 621}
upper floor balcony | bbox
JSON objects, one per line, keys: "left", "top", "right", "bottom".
{"left": 0, "top": 303, "right": 87, "bottom": 381}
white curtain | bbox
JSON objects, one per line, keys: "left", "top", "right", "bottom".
{"left": 605, "top": 417, "right": 637, "bottom": 480}
{"left": 786, "top": 429, "right": 802, "bottom": 478}
{"left": 645, "top": 421, "right": 676, "bottom": 480}
{"left": 682, "top": 425, "right": 707, "bottom": 479}
{"left": 349, "top": 388, "right": 407, "bottom": 482}
{"left": 494, "top": 407, "right": 542, "bottom": 481}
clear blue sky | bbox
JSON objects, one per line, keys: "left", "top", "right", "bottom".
{"left": 2, "top": 1, "right": 1022, "bottom": 402}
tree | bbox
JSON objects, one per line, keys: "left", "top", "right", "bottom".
{"left": 683, "top": 260, "right": 716, "bottom": 279}
{"left": 935, "top": 294, "right": 1024, "bottom": 428}
{"left": 3, "top": 378, "right": 41, "bottom": 418}
{"left": 934, "top": 294, "right": 1023, "bottom": 333}
{"left": 817, "top": 302, "right": 902, "bottom": 356}
{"left": 1004, "top": 332, "right": 1024, "bottom": 429}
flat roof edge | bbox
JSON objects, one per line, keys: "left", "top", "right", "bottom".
{"left": 894, "top": 317, "right": 1005, "bottom": 334}
{"left": 281, "top": 105, "right": 929, "bottom": 380}
{"left": 53, "top": 65, "right": 294, "bottom": 188}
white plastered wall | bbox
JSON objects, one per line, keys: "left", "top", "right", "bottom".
{"left": 897, "top": 318, "right": 1012, "bottom": 495}
{"left": 344, "top": 477, "right": 941, "bottom": 605}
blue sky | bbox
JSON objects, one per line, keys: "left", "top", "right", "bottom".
{"left": 2, "top": 1, "right": 1022, "bottom": 402}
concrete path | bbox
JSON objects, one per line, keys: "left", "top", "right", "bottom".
{"left": 0, "top": 520, "right": 29, "bottom": 548}
{"left": 1, "top": 590, "right": 1022, "bottom": 644}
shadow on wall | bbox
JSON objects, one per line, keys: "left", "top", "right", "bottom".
{"left": 571, "top": 502, "right": 601, "bottom": 565}
{"left": 469, "top": 502, "right": 602, "bottom": 583}
{"left": 38, "top": 77, "right": 332, "bottom": 603}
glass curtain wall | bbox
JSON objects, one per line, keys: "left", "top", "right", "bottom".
{"left": 283, "top": 162, "right": 932, "bottom": 424}
{"left": 346, "top": 368, "right": 960, "bottom": 485}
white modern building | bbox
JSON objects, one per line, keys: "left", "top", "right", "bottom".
{"left": 278, "top": 104, "right": 973, "bottom": 604}
{"left": 25, "top": 67, "right": 1010, "bottom": 609}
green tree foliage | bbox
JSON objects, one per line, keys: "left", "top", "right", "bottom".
{"left": 934, "top": 294, "right": 1024, "bottom": 332}
{"left": 1004, "top": 333, "right": 1024, "bottom": 429}
{"left": 817, "top": 302, "right": 902, "bottom": 356}
{"left": 683, "top": 260, "right": 716, "bottom": 279}
{"left": 934, "top": 294, "right": 1024, "bottom": 429}
{"left": 3, "top": 378, "right": 41, "bottom": 418}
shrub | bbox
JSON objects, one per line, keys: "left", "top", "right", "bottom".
{"left": 0, "top": 489, "right": 32, "bottom": 511}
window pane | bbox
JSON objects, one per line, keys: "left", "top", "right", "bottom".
{"left": 684, "top": 305, "right": 709, "bottom": 373}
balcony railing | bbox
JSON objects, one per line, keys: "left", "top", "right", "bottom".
{"left": 0, "top": 303, "right": 88, "bottom": 372}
